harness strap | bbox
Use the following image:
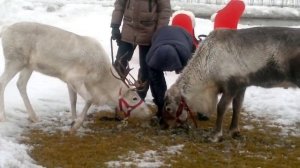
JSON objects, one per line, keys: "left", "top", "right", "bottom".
{"left": 118, "top": 88, "right": 144, "bottom": 118}
{"left": 175, "top": 96, "right": 198, "bottom": 128}
{"left": 119, "top": 98, "right": 143, "bottom": 117}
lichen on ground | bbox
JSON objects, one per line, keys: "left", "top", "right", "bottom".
{"left": 22, "top": 110, "right": 300, "bottom": 168}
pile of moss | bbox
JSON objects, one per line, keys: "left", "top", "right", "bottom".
{"left": 22, "top": 111, "right": 300, "bottom": 168}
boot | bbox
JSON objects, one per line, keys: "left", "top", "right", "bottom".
{"left": 137, "top": 81, "right": 149, "bottom": 99}
{"left": 197, "top": 113, "right": 209, "bottom": 121}
{"left": 137, "top": 68, "right": 149, "bottom": 99}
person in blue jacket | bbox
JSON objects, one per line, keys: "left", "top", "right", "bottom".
{"left": 146, "top": 10, "right": 197, "bottom": 121}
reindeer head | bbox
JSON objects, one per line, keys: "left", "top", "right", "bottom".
{"left": 117, "top": 87, "right": 153, "bottom": 120}
{"left": 163, "top": 85, "right": 190, "bottom": 128}
{"left": 163, "top": 81, "right": 219, "bottom": 128}
{"left": 110, "top": 62, "right": 152, "bottom": 121}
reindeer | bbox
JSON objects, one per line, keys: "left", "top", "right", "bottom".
{"left": 0, "top": 22, "right": 153, "bottom": 132}
{"left": 163, "top": 27, "right": 300, "bottom": 142}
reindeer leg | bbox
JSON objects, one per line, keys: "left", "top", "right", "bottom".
{"left": 17, "top": 68, "right": 38, "bottom": 122}
{"left": 67, "top": 85, "right": 77, "bottom": 121}
{"left": 70, "top": 101, "right": 92, "bottom": 133}
{"left": 229, "top": 88, "right": 246, "bottom": 138}
{"left": 209, "top": 92, "right": 233, "bottom": 142}
{"left": 70, "top": 82, "right": 92, "bottom": 133}
{"left": 0, "top": 61, "right": 24, "bottom": 121}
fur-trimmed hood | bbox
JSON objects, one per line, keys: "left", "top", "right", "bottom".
{"left": 169, "top": 10, "right": 198, "bottom": 47}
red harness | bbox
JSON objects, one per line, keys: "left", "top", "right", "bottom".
{"left": 174, "top": 96, "right": 198, "bottom": 128}
{"left": 118, "top": 88, "right": 144, "bottom": 118}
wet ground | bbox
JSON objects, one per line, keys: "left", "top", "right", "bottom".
{"left": 22, "top": 109, "right": 300, "bottom": 168}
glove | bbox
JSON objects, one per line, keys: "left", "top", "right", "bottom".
{"left": 111, "top": 27, "right": 121, "bottom": 41}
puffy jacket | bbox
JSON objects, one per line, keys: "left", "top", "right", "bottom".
{"left": 146, "top": 26, "right": 193, "bottom": 72}
{"left": 111, "top": 0, "right": 171, "bottom": 45}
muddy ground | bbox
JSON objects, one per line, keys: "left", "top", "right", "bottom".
{"left": 22, "top": 109, "right": 300, "bottom": 168}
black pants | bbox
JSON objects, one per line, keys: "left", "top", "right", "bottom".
{"left": 148, "top": 68, "right": 167, "bottom": 118}
{"left": 115, "top": 40, "right": 150, "bottom": 99}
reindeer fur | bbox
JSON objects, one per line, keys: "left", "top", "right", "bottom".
{"left": 0, "top": 22, "right": 152, "bottom": 132}
{"left": 164, "top": 27, "right": 300, "bottom": 141}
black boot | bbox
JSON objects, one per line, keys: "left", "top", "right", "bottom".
{"left": 137, "top": 81, "right": 149, "bottom": 100}
{"left": 137, "top": 66, "right": 150, "bottom": 99}
{"left": 197, "top": 113, "right": 209, "bottom": 121}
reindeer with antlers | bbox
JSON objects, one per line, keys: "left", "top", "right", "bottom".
{"left": 0, "top": 22, "right": 153, "bottom": 132}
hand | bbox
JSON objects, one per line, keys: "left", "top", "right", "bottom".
{"left": 111, "top": 27, "right": 121, "bottom": 41}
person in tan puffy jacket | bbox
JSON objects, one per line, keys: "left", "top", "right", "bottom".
{"left": 111, "top": 0, "right": 171, "bottom": 99}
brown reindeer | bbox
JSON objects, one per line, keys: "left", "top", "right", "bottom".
{"left": 163, "top": 27, "right": 300, "bottom": 142}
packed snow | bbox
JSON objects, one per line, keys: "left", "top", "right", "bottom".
{"left": 0, "top": 0, "right": 299, "bottom": 167}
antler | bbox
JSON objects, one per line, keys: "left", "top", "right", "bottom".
{"left": 110, "top": 67, "right": 130, "bottom": 88}
{"left": 111, "top": 60, "right": 148, "bottom": 90}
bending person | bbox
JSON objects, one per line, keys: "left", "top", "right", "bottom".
{"left": 146, "top": 11, "right": 197, "bottom": 121}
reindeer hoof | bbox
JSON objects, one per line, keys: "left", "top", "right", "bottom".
{"left": 71, "top": 121, "right": 75, "bottom": 127}
{"left": 71, "top": 117, "right": 77, "bottom": 122}
{"left": 231, "top": 131, "right": 241, "bottom": 138}
{"left": 207, "top": 136, "right": 223, "bottom": 143}
{"left": 70, "top": 123, "right": 78, "bottom": 134}
{"left": 70, "top": 119, "right": 83, "bottom": 132}
{"left": 207, "top": 131, "right": 223, "bottom": 142}
{"left": 29, "top": 116, "right": 39, "bottom": 123}
{"left": 229, "top": 129, "right": 243, "bottom": 139}
{"left": 231, "top": 131, "right": 246, "bottom": 141}
{"left": 70, "top": 127, "right": 76, "bottom": 134}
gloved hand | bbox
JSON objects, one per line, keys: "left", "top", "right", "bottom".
{"left": 111, "top": 27, "right": 121, "bottom": 41}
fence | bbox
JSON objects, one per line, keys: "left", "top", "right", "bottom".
{"left": 173, "top": 0, "right": 300, "bottom": 8}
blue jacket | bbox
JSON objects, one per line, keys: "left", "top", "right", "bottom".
{"left": 146, "top": 26, "right": 194, "bottom": 72}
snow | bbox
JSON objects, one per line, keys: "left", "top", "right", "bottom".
{"left": 0, "top": 0, "right": 299, "bottom": 167}
{"left": 106, "top": 145, "right": 184, "bottom": 167}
